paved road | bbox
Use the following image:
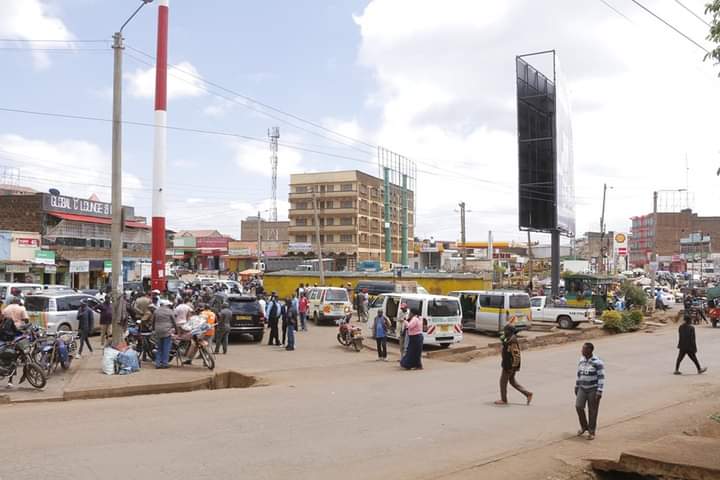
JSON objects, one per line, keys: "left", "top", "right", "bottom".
{"left": 1, "top": 323, "right": 718, "bottom": 480}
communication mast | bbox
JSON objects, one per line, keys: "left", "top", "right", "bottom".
{"left": 268, "top": 127, "right": 280, "bottom": 222}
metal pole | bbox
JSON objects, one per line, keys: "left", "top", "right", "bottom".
{"left": 599, "top": 183, "right": 607, "bottom": 273}
{"left": 650, "top": 191, "right": 658, "bottom": 312}
{"left": 383, "top": 167, "right": 391, "bottom": 264}
{"left": 401, "top": 174, "right": 408, "bottom": 266}
{"left": 458, "top": 202, "right": 466, "bottom": 272}
{"left": 256, "top": 211, "right": 262, "bottom": 270}
{"left": 551, "top": 230, "right": 560, "bottom": 297}
{"left": 110, "top": 31, "right": 124, "bottom": 347}
{"left": 151, "top": 0, "right": 169, "bottom": 292}
{"left": 312, "top": 187, "right": 325, "bottom": 285}
{"left": 527, "top": 230, "right": 533, "bottom": 291}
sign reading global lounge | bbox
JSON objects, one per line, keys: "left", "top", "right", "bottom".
{"left": 42, "top": 193, "right": 112, "bottom": 218}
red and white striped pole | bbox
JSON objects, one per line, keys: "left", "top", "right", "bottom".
{"left": 151, "top": 0, "right": 169, "bottom": 291}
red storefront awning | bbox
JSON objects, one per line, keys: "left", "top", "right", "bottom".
{"left": 48, "top": 211, "right": 151, "bottom": 229}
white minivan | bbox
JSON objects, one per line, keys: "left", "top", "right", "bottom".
{"left": 307, "top": 287, "right": 353, "bottom": 325}
{"left": 367, "top": 293, "right": 463, "bottom": 348}
{"left": 449, "top": 290, "right": 532, "bottom": 334}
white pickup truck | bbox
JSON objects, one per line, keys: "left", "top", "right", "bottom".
{"left": 530, "top": 296, "right": 595, "bottom": 329}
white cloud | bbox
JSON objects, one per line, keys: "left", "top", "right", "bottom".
{"left": 354, "top": 0, "right": 720, "bottom": 243}
{"left": 0, "top": 0, "right": 74, "bottom": 69}
{"left": 0, "top": 134, "right": 144, "bottom": 205}
{"left": 126, "top": 61, "right": 205, "bottom": 99}
{"left": 231, "top": 140, "right": 303, "bottom": 177}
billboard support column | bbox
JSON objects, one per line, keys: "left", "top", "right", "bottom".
{"left": 551, "top": 229, "right": 560, "bottom": 297}
{"left": 401, "top": 174, "right": 408, "bottom": 266}
{"left": 384, "top": 167, "right": 391, "bottom": 263}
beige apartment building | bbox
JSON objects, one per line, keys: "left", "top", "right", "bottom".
{"left": 288, "top": 170, "right": 414, "bottom": 270}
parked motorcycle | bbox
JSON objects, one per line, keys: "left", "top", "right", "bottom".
{"left": 336, "top": 309, "right": 364, "bottom": 352}
{"left": 0, "top": 334, "right": 47, "bottom": 389}
{"left": 34, "top": 330, "right": 76, "bottom": 376}
{"left": 139, "top": 318, "right": 215, "bottom": 371}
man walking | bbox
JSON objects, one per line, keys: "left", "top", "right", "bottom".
{"left": 674, "top": 315, "right": 708, "bottom": 375}
{"left": 266, "top": 293, "right": 281, "bottom": 346}
{"left": 575, "top": 342, "right": 605, "bottom": 440}
{"left": 286, "top": 305, "right": 297, "bottom": 351}
{"left": 495, "top": 320, "right": 533, "bottom": 405}
{"left": 373, "top": 309, "right": 389, "bottom": 361}
{"left": 298, "top": 293, "right": 308, "bottom": 331}
{"left": 76, "top": 301, "right": 94, "bottom": 358}
{"left": 214, "top": 302, "right": 232, "bottom": 355}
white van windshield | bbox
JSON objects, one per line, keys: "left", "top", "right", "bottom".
{"left": 428, "top": 299, "right": 459, "bottom": 317}
{"left": 324, "top": 289, "right": 348, "bottom": 302}
{"left": 509, "top": 295, "right": 530, "bottom": 309}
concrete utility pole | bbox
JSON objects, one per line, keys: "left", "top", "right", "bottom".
{"left": 649, "top": 190, "right": 658, "bottom": 313}
{"left": 268, "top": 127, "right": 279, "bottom": 222}
{"left": 599, "top": 183, "right": 608, "bottom": 274}
{"left": 458, "top": 202, "right": 466, "bottom": 272}
{"left": 527, "top": 230, "right": 533, "bottom": 290}
{"left": 256, "top": 211, "right": 262, "bottom": 271}
{"left": 110, "top": 0, "right": 153, "bottom": 347}
{"left": 312, "top": 187, "right": 325, "bottom": 285}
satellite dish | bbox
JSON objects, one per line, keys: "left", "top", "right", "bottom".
{"left": 49, "top": 188, "right": 60, "bottom": 196}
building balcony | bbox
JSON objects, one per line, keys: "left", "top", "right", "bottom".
{"left": 288, "top": 225, "right": 314, "bottom": 234}
{"left": 288, "top": 192, "right": 314, "bottom": 200}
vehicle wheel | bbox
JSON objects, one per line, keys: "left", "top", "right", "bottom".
{"left": 353, "top": 339, "right": 363, "bottom": 352}
{"left": 39, "top": 352, "right": 51, "bottom": 374}
{"left": 58, "top": 323, "right": 72, "bottom": 333}
{"left": 313, "top": 312, "right": 319, "bottom": 325}
{"left": 252, "top": 332, "right": 264, "bottom": 342}
{"left": 440, "top": 343, "right": 451, "bottom": 349}
{"left": 713, "top": 320, "right": 718, "bottom": 328}
{"left": 558, "top": 316, "right": 574, "bottom": 330}
{"left": 60, "top": 356, "right": 72, "bottom": 370}
{"left": 199, "top": 346, "right": 215, "bottom": 371}
{"left": 337, "top": 333, "right": 346, "bottom": 346}
{"left": 24, "top": 363, "right": 47, "bottom": 389}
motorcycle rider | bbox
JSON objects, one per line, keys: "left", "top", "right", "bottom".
{"left": 134, "top": 291, "right": 153, "bottom": 332}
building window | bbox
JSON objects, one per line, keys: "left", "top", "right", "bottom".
{"left": 321, "top": 234, "right": 334, "bottom": 243}
{"left": 326, "top": 184, "right": 335, "bottom": 192}
{"left": 324, "top": 217, "right": 335, "bottom": 226}
{"left": 296, "top": 218, "right": 307, "bottom": 226}
{"left": 340, "top": 234, "right": 353, "bottom": 243}
{"left": 341, "top": 200, "right": 353, "bottom": 209}
{"left": 296, "top": 201, "right": 308, "bottom": 209}
{"left": 322, "top": 200, "right": 334, "bottom": 209}
{"left": 341, "top": 183, "right": 353, "bottom": 192}
{"left": 295, "top": 186, "right": 307, "bottom": 193}
{"left": 295, "top": 235, "right": 307, "bottom": 243}
{"left": 340, "top": 217, "right": 353, "bottom": 226}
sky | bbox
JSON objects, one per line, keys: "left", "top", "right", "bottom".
{"left": 0, "top": 0, "right": 718, "bottom": 245}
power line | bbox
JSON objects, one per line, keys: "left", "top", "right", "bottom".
{"left": 597, "top": 0, "right": 633, "bottom": 22}
{"left": 673, "top": 0, "right": 711, "bottom": 27}
{"left": 0, "top": 38, "right": 108, "bottom": 43}
{"left": 629, "top": 0, "right": 710, "bottom": 53}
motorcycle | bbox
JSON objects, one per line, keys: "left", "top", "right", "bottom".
{"left": 140, "top": 317, "right": 215, "bottom": 370}
{"left": 336, "top": 308, "right": 364, "bottom": 352}
{"left": 0, "top": 334, "right": 47, "bottom": 389}
{"left": 34, "top": 330, "right": 76, "bottom": 376}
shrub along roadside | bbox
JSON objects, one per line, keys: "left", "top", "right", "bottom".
{"left": 601, "top": 309, "right": 644, "bottom": 333}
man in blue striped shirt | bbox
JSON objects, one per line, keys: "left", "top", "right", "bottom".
{"left": 575, "top": 342, "right": 605, "bottom": 440}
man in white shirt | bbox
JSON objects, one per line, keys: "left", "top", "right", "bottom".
{"left": 174, "top": 297, "right": 193, "bottom": 329}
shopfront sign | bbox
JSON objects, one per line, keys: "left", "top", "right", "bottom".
{"left": 229, "top": 248, "right": 252, "bottom": 256}
{"left": 34, "top": 250, "right": 56, "bottom": 265}
{"left": 17, "top": 238, "right": 40, "bottom": 247}
{"left": 104, "top": 260, "right": 112, "bottom": 273}
{"left": 69, "top": 260, "right": 90, "bottom": 273}
{"left": 44, "top": 265, "right": 57, "bottom": 274}
{"left": 197, "top": 237, "right": 229, "bottom": 249}
{"left": 43, "top": 193, "right": 112, "bottom": 218}
{"left": 288, "top": 242, "right": 313, "bottom": 253}
{"left": 6, "top": 264, "right": 29, "bottom": 273}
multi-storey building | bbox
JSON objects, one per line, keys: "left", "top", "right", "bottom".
{"left": 630, "top": 208, "right": 720, "bottom": 268}
{"left": 288, "top": 170, "right": 414, "bottom": 270}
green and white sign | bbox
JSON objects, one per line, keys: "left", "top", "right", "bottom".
{"left": 34, "top": 250, "right": 56, "bottom": 265}
{"left": 104, "top": 260, "right": 112, "bottom": 273}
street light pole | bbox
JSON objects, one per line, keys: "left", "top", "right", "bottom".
{"left": 110, "top": 0, "right": 153, "bottom": 348}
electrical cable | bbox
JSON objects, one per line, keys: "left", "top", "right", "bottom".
{"left": 673, "top": 0, "right": 712, "bottom": 27}
{"left": 629, "top": 0, "right": 710, "bottom": 53}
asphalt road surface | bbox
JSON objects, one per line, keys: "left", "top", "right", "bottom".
{"left": 1, "top": 324, "right": 718, "bottom": 480}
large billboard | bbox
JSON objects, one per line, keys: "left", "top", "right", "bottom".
{"left": 516, "top": 52, "right": 576, "bottom": 236}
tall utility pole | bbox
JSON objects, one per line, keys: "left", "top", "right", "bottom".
{"left": 599, "top": 183, "right": 608, "bottom": 274}
{"left": 383, "top": 167, "right": 392, "bottom": 263}
{"left": 268, "top": 127, "right": 279, "bottom": 222}
{"left": 256, "top": 211, "right": 263, "bottom": 270}
{"left": 151, "top": 0, "right": 169, "bottom": 292}
{"left": 110, "top": 0, "right": 153, "bottom": 348}
{"left": 311, "top": 187, "right": 325, "bottom": 285}
{"left": 527, "top": 230, "right": 533, "bottom": 291}
{"left": 458, "top": 202, "right": 466, "bottom": 272}
{"left": 649, "top": 190, "right": 658, "bottom": 313}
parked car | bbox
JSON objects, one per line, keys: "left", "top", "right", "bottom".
{"left": 306, "top": 287, "right": 353, "bottom": 325}
{"left": 209, "top": 293, "right": 264, "bottom": 342}
{"left": 124, "top": 282, "right": 144, "bottom": 297}
{"left": 0, "top": 282, "right": 43, "bottom": 307}
{"left": 530, "top": 296, "right": 595, "bottom": 329}
{"left": 24, "top": 291, "right": 101, "bottom": 334}
{"left": 166, "top": 278, "right": 186, "bottom": 294}
{"left": 449, "top": 290, "right": 532, "bottom": 334}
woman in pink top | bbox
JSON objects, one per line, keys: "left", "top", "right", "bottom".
{"left": 400, "top": 308, "right": 424, "bottom": 370}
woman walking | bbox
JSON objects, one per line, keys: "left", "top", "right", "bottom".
{"left": 400, "top": 307, "right": 423, "bottom": 370}
{"left": 674, "top": 315, "right": 708, "bottom": 375}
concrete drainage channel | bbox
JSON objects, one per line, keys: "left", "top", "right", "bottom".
{"left": 3, "top": 370, "right": 261, "bottom": 404}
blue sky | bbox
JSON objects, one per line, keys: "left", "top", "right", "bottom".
{"left": 1, "top": 0, "right": 719, "bottom": 244}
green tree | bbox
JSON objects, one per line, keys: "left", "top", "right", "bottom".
{"left": 707, "top": 1, "right": 720, "bottom": 71}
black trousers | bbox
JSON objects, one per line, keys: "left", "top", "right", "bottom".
{"left": 214, "top": 330, "right": 229, "bottom": 354}
{"left": 268, "top": 319, "right": 280, "bottom": 345}
{"left": 376, "top": 337, "right": 387, "bottom": 358}
{"left": 676, "top": 350, "right": 701, "bottom": 371}
{"left": 281, "top": 320, "right": 288, "bottom": 344}
{"left": 78, "top": 330, "right": 93, "bottom": 354}
{"left": 499, "top": 369, "right": 530, "bottom": 402}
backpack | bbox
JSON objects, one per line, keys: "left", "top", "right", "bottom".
{"left": 0, "top": 318, "right": 17, "bottom": 341}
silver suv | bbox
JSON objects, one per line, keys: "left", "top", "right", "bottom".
{"left": 24, "top": 291, "right": 101, "bottom": 334}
